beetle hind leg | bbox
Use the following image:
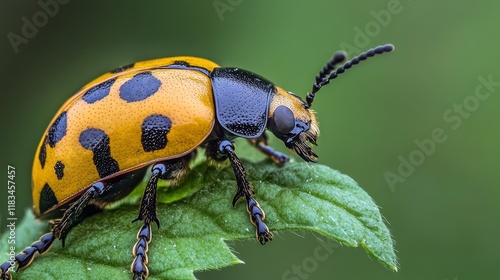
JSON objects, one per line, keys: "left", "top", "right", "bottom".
{"left": 0, "top": 182, "right": 107, "bottom": 279}
{"left": 131, "top": 158, "right": 189, "bottom": 280}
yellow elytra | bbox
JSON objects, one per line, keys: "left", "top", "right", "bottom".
{"left": 33, "top": 57, "right": 219, "bottom": 217}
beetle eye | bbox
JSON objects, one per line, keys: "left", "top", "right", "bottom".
{"left": 272, "top": 105, "right": 295, "bottom": 134}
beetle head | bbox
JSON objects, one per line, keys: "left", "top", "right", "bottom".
{"left": 267, "top": 88, "right": 319, "bottom": 162}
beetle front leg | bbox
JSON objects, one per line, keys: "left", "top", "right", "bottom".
{"left": 0, "top": 182, "right": 107, "bottom": 280}
{"left": 131, "top": 158, "right": 189, "bottom": 280}
{"left": 248, "top": 132, "right": 289, "bottom": 164}
{"left": 208, "top": 139, "right": 273, "bottom": 244}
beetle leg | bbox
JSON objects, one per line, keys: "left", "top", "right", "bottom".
{"left": 0, "top": 182, "right": 107, "bottom": 279}
{"left": 131, "top": 158, "right": 189, "bottom": 280}
{"left": 53, "top": 182, "right": 107, "bottom": 244}
{"left": 0, "top": 233, "right": 55, "bottom": 280}
{"left": 209, "top": 139, "right": 273, "bottom": 245}
{"left": 248, "top": 132, "right": 289, "bottom": 164}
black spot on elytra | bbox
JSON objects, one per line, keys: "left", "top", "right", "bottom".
{"left": 119, "top": 72, "right": 161, "bottom": 102}
{"left": 82, "top": 78, "right": 116, "bottom": 104}
{"left": 141, "top": 114, "right": 172, "bottom": 152}
{"left": 39, "top": 183, "right": 58, "bottom": 214}
{"left": 79, "top": 128, "right": 120, "bottom": 178}
{"left": 39, "top": 136, "right": 47, "bottom": 169}
{"left": 54, "top": 161, "right": 65, "bottom": 180}
{"left": 110, "top": 63, "right": 134, "bottom": 73}
{"left": 48, "top": 111, "right": 67, "bottom": 148}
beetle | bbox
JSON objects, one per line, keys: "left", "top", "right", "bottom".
{"left": 1, "top": 44, "right": 394, "bottom": 280}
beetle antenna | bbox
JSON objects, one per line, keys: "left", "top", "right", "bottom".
{"left": 305, "top": 44, "right": 394, "bottom": 109}
{"left": 314, "top": 51, "right": 347, "bottom": 88}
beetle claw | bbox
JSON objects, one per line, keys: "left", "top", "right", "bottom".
{"left": 232, "top": 192, "right": 244, "bottom": 207}
{"left": 153, "top": 218, "right": 160, "bottom": 230}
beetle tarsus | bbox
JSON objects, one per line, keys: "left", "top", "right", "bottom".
{"left": 132, "top": 223, "right": 151, "bottom": 280}
{"left": 0, "top": 233, "right": 56, "bottom": 279}
{"left": 247, "top": 197, "right": 273, "bottom": 244}
{"left": 1, "top": 261, "right": 13, "bottom": 280}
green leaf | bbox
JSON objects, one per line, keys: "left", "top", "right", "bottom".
{"left": 2, "top": 159, "right": 397, "bottom": 279}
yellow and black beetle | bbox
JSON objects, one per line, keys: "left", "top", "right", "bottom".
{"left": 1, "top": 44, "right": 394, "bottom": 280}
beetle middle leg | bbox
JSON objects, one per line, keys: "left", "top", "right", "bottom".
{"left": 207, "top": 139, "right": 273, "bottom": 245}
{"left": 248, "top": 132, "right": 289, "bottom": 164}
{"left": 131, "top": 157, "right": 189, "bottom": 280}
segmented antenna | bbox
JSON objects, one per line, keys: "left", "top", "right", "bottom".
{"left": 305, "top": 44, "right": 394, "bottom": 109}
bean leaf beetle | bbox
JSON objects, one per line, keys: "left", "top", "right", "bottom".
{"left": 1, "top": 44, "right": 394, "bottom": 280}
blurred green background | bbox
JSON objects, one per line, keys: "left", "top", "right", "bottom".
{"left": 1, "top": 0, "right": 499, "bottom": 279}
